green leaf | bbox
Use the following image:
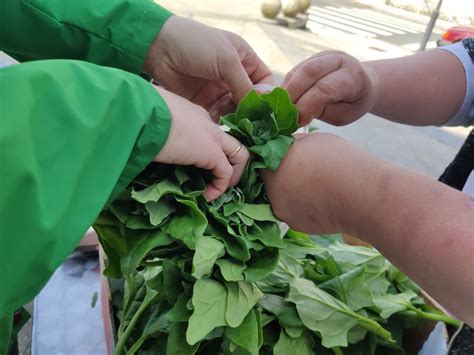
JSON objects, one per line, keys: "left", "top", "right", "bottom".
{"left": 121, "top": 230, "right": 174, "bottom": 275}
{"left": 165, "top": 197, "right": 207, "bottom": 249}
{"left": 261, "top": 87, "right": 298, "bottom": 135}
{"left": 162, "top": 259, "right": 183, "bottom": 304}
{"left": 257, "top": 252, "right": 303, "bottom": 292}
{"left": 187, "top": 279, "right": 228, "bottom": 345}
{"left": 239, "top": 204, "right": 279, "bottom": 222}
{"left": 216, "top": 259, "right": 245, "bottom": 281}
{"left": 237, "top": 118, "right": 255, "bottom": 138}
{"left": 145, "top": 200, "right": 175, "bottom": 226}
{"left": 245, "top": 222, "right": 286, "bottom": 248}
{"left": 131, "top": 180, "right": 184, "bottom": 203}
{"left": 192, "top": 237, "right": 225, "bottom": 279}
{"left": 126, "top": 306, "right": 169, "bottom": 354}
{"left": 255, "top": 308, "right": 264, "bottom": 348}
{"left": 347, "top": 324, "right": 368, "bottom": 344}
{"left": 387, "top": 264, "right": 420, "bottom": 294}
{"left": 372, "top": 290, "right": 419, "bottom": 319}
{"left": 258, "top": 294, "right": 302, "bottom": 328}
{"left": 175, "top": 166, "right": 191, "bottom": 185}
{"left": 125, "top": 214, "right": 154, "bottom": 230}
{"left": 288, "top": 278, "right": 393, "bottom": 348}
{"left": 310, "top": 234, "right": 343, "bottom": 247}
{"left": 244, "top": 248, "right": 280, "bottom": 282}
{"left": 225, "top": 282, "right": 263, "bottom": 328}
{"left": 224, "top": 309, "right": 260, "bottom": 355}
{"left": 249, "top": 135, "right": 294, "bottom": 171}
{"left": 282, "top": 325, "right": 304, "bottom": 338}
{"left": 234, "top": 90, "right": 273, "bottom": 124}
{"left": 319, "top": 266, "right": 375, "bottom": 311}
{"left": 166, "top": 322, "right": 200, "bottom": 355}
{"left": 93, "top": 224, "right": 124, "bottom": 278}
{"left": 341, "top": 333, "right": 378, "bottom": 355}
{"left": 206, "top": 218, "right": 251, "bottom": 261}
{"left": 168, "top": 293, "right": 191, "bottom": 322}
{"left": 328, "top": 242, "right": 385, "bottom": 272}
{"left": 273, "top": 329, "right": 313, "bottom": 355}
{"left": 223, "top": 201, "right": 243, "bottom": 217}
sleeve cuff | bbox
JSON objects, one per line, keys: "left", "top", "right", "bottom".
{"left": 439, "top": 42, "right": 474, "bottom": 127}
{"left": 108, "top": 84, "right": 171, "bottom": 203}
{"left": 117, "top": 3, "right": 173, "bottom": 73}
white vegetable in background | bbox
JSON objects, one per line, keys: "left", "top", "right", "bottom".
{"left": 298, "top": 0, "right": 311, "bottom": 13}
{"left": 282, "top": 0, "right": 300, "bottom": 17}
{"left": 261, "top": 0, "right": 282, "bottom": 19}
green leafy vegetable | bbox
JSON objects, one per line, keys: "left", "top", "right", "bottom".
{"left": 94, "top": 88, "right": 459, "bottom": 355}
{"left": 187, "top": 278, "right": 228, "bottom": 345}
{"left": 288, "top": 277, "right": 393, "bottom": 348}
{"left": 192, "top": 237, "right": 225, "bottom": 279}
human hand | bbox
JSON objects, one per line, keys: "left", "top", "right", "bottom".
{"left": 261, "top": 132, "right": 379, "bottom": 234}
{"left": 154, "top": 87, "right": 250, "bottom": 201}
{"left": 282, "top": 51, "right": 376, "bottom": 126}
{"left": 144, "top": 16, "right": 273, "bottom": 114}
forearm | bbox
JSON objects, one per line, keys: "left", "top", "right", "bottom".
{"left": 0, "top": 0, "right": 172, "bottom": 73}
{"left": 264, "top": 133, "right": 473, "bottom": 325}
{"left": 366, "top": 49, "right": 466, "bottom": 126}
{"left": 0, "top": 60, "right": 170, "bottom": 352}
{"left": 351, "top": 163, "right": 474, "bottom": 325}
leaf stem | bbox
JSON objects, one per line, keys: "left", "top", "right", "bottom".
{"left": 114, "top": 293, "right": 159, "bottom": 355}
{"left": 357, "top": 316, "right": 394, "bottom": 343}
{"left": 408, "top": 305, "right": 461, "bottom": 327}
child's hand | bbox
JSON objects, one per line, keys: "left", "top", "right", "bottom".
{"left": 282, "top": 51, "right": 376, "bottom": 126}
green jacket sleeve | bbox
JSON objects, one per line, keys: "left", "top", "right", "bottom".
{"left": 0, "top": 59, "right": 171, "bottom": 352}
{"left": 0, "top": 0, "right": 173, "bottom": 73}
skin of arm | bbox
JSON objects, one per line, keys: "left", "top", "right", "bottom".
{"left": 366, "top": 49, "right": 467, "bottom": 125}
{"left": 262, "top": 133, "right": 474, "bottom": 326}
{"left": 283, "top": 49, "right": 466, "bottom": 126}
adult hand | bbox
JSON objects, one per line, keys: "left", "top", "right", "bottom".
{"left": 144, "top": 16, "right": 273, "bottom": 114}
{"left": 154, "top": 87, "right": 249, "bottom": 201}
{"left": 282, "top": 51, "right": 376, "bottom": 126}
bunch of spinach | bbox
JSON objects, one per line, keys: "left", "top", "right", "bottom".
{"left": 94, "top": 88, "right": 459, "bottom": 355}
{"left": 256, "top": 231, "right": 459, "bottom": 355}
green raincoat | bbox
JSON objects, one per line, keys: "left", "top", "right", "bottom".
{"left": 0, "top": 1, "right": 173, "bottom": 351}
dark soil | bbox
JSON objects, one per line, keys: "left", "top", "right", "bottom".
{"left": 449, "top": 324, "right": 474, "bottom": 355}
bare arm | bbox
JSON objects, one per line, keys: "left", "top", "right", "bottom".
{"left": 283, "top": 49, "right": 467, "bottom": 127}
{"left": 353, "top": 155, "right": 474, "bottom": 325}
{"left": 263, "top": 133, "right": 474, "bottom": 325}
{"left": 366, "top": 49, "right": 466, "bottom": 125}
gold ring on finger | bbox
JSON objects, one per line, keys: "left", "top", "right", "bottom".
{"left": 227, "top": 143, "right": 243, "bottom": 159}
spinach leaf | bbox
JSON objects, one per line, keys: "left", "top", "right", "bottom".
{"left": 273, "top": 329, "right": 313, "bottom": 355}
{"left": 287, "top": 277, "right": 394, "bottom": 348}
{"left": 216, "top": 259, "right": 246, "bottom": 282}
{"left": 192, "top": 237, "right": 225, "bottom": 279}
{"left": 225, "top": 282, "right": 263, "bottom": 328}
{"left": 167, "top": 322, "right": 200, "bottom": 355}
{"left": 187, "top": 278, "right": 228, "bottom": 345}
{"left": 224, "top": 309, "right": 260, "bottom": 355}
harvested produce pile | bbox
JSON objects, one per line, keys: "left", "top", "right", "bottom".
{"left": 94, "top": 88, "right": 459, "bottom": 355}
